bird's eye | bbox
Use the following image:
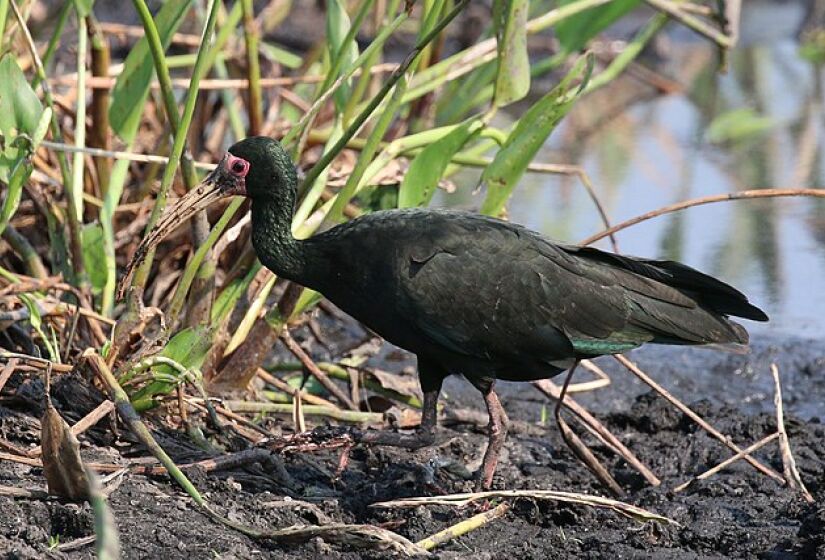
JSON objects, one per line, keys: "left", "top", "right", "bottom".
{"left": 231, "top": 160, "right": 247, "bottom": 174}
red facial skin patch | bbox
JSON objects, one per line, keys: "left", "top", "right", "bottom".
{"left": 226, "top": 153, "right": 250, "bottom": 178}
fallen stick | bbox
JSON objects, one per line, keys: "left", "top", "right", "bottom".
{"left": 0, "top": 484, "right": 51, "bottom": 499}
{"left": 673, "top": 432, "right": 781, "bottom": 492}
{"left": 0, "top": 359, "right": 19, "bottom": 394}
{"left": 771, "top": 364, "right": 814, "bottom": 503}
{"left": 372, "top": 489, "right": 676, "bottom": 525}
{"left": 614, "top": 355, "right": 785, "bottom": 484}
{"left": 553, "top": 361, "right": 624, "bottom": 496}
{"left": 279, "top": 330, "right": 356, "bottom": 410}
{"left": 257, "top": 368, "right": 339, "bottom": 408}
{"left": 223, "top": 400, "right": 384, "bottom": 424}
{"left": 533, "top": 378, "right": 661, "bottom": 487}
{"left": 28, "top": 400, "right": 115, "bottom": 457}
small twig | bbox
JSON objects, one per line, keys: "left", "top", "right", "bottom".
{"left": 581, "top": 189, "right": 825, "bottom": 246}
{"left": 292, "top": 389, "right": 306, "bottom": 433}
{"left": 0, "top": 437, "right": 30, "bottom": 456}
{"left": 614, "top": 355, "right": 785, "bottom": 484}
{"left": 187, "top": 399, "right": 273, "bottom": 441}
{"left": 49, "top": 64, "right": 401, "bottom": 90}
{"left": 279, "top": 330, "right": 357, "bottom": 410}
{"left": 257, "top": 368, "right": 340, "bottom": 408}
{"left": 28, "top": 400, "right": 116, "bottom": 457}
{"left": 673, "top": 432, "right": 781, "bottom": 493}
{"left": 0, "top": 359, "right": 19, "bottom": 394}
{"left": 0, "top": 351, "right": 73, "bottom": 373}
{"left": 416, "top": 502, "right": 511, "bottom": 551}
{"left": 40, "top": 140, "right": 216, "bottom": 170}
{"left": 644, "top": 0, "right": 732, "bottom": 48}
{"left": 55, "top": 535, "right": 97, "bottom": 552}
{"left": 771, "top": 364, "right": 814, "bottom": 503}
{"left": 720, "top": 0, "right": 741, "bottom": 46}
{"left": 0, "top": 484, "right": 50, "bottom": 499}
{"left": 533, "top": 378, "right": 660, "bottom": 487}
{"left": 570, "top": 359, "right": 612, "bottom": 393}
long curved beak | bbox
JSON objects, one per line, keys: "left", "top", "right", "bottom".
{"left": 117, "top": 167, "right": 230, "bottom": 299}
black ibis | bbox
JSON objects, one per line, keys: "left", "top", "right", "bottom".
{"left": 139, "top": 136, "right": 768, "bottom": 489}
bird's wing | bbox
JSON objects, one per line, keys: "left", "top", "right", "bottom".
{"left": 397, "top": 215, "right": 750, "bottom": 364}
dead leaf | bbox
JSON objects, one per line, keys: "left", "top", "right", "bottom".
{"left": 367, "top": 368, "right": 422, "bottom": 401}
{"left": 41, "top": 402, "right": 89, "bottom": 500}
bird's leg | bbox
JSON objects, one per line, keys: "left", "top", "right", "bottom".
{"left": 353, "top": 388, "right": 440, "bottom": 449}
{"left": 554, "top": 360, "right": 580, "bottom": 420}
{"left": 476, "top": 386, "right": 509, "bottom": 490}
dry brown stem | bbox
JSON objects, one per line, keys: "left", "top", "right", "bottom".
{"left": 533, "top": 377, "right": 660, "bottom": 487}
{"left": 279, "top": 329, "right": 356, "bottom": 410}
{"left": 771, "top": 364, "right": 814, "bottom": 503}
{"left": 673, "top": 432, "right": 781, "bottom": 493}
{"left": 552, "top": 362, "right": 624, "bottom": 496}
{"left": 614, "top": 354, "right": 785, "bottom": 484}
{"left": 581, "top": 189, "right": 825, "bottom": 246}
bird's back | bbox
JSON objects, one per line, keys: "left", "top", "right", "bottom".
{"left": 304, "top": 208, "right": 767, "bottom": 381}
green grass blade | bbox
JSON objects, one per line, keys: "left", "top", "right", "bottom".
{"left": 168, "top": 197, "right": 245, "bottom": 320}
{"left": 492, "top": 0, "right": 529, "bottom": 106}
{"left": 130, "top": 0, "right": 220, "bottom": 292}
{"left": 556, "top": 0, "right": 641, "bottom": 53}
{"left": 480, "top": 53, "right": 594, "bottom": 216}
{"left": 398, "top": 118, "right": 483, "bottom": 208}
{"left": 69, "top": 13, "right": 86, "bottom": 223}
{"left": 109, "top": 0, "right": 192, "bottom": 142}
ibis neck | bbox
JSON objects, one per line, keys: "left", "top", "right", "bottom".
{"left": 251, "top": 196, "right": 312, "bottom": 284}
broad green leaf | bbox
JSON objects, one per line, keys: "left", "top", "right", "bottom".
{"left": 32, "top": 106, "right": 51, "bottom": 147}
{"left": 556, "top": 0, "right": 641, "bottom": 53}
{"left": 480, "top": 54, "right": 593, "bottom": 216}
{"left": 131, "top": 326, "right": 213, "bottom": 402}
{"left": 493, "top": 0, "right": 529, "bottom": 106}
{"left": 0, "top": 54, "right": 44, "bottom": 192}
{"left": 325, "top": 0, "right": 358, "bottom": 111}
{"left": 211, "top": 261, "right": 262, "bottom": 325}
{"left": 0, "top": 154, "right": 32, "bottom": 235}
{"left": 20, "top": 294, "right": 42, "bottom": 331}
{"left": 398, "top": 119, "right": 483, "bottom": 208}
{"left": 0, "top": 56, "right": 47, "bottom": 235}
{"left": 109, "top": 0, "right": 192, "bottom": 141}
{"left": 159, "top": 326, "right": 213, "bottom": 371}
{"left": 259, "top": 42, "right": 303, "bottom": 69}
{"left": 706, "top": 108, "right": 775, "bottom": 143}
{"left": 81, "top": 223, "right": 107, "bottom": 296}
{"left": 0, "top": 54, "right": 43, "bottom": 138}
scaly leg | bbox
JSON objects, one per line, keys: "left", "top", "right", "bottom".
{"left": 476, "top": 385, "right": 509, "bottom": 490}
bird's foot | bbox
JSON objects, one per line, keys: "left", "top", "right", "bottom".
{"left": 472, "top": 462, "right": 500, "bottom": 492}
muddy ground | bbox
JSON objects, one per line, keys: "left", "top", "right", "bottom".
{"left": 0, "top": 333, "right": 823, "bottom": 559}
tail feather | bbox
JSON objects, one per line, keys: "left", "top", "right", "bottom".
{"left": 567, "top": 246, "right": 769, "bottom": 322}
